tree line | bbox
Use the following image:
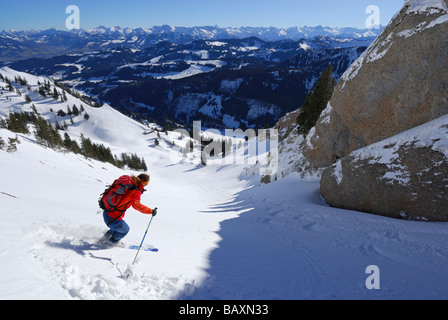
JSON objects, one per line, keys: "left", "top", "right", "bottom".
{"left": 0, "top": 111, "right": 147, "bottom": 172}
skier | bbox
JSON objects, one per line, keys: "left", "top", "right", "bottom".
{"left": 102, "top": 174, "right": 157, "bottom": 245}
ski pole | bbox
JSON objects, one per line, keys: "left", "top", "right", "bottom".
{"left": 131, "top": 209, "right": 157, "bottom": 266}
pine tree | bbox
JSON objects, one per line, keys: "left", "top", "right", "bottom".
{"left": 62, "top": 132, "right": 81, "bottom": 154}
{"left": 63, "top": 132, "right": 72, "bottom": 150}
{"left": 33, "top": 116, "right": 51, "bottom": 147}
{"left": 4, "top": 77, "right": 14, "bottom": 92}
{"left": 80, "top": 134, "right": 94, "bottom": 157}
{"left": 7, "top": 135, "right": 20, "bottom": 153}
{"left": 49, "top": 125, "right": 63, "bottom": 148}
{"left": 7, "top": 112, "right": 30, "bottom": 134}
{"left": 72, "top": 105, "right": 79, "bottom": 116}
{"left": 33, "top": 116, "right": 63, "bottom": 148}
{"left": 52, "top": 88, "right": 59, "bottom": 100}
{"left": 141, "top": 157, "right": 147, "bottom": 171}
{"left": 297, "top": 65, "right": 336, "bottom": 134}
{"left": 31, "top": 104, "right": 39, "bottom": 115}
{"left": 0, "top": 117, "right": 7, "bottom": 129}
{"left": 38, "top": 86, "right": 46, "bottom": 97}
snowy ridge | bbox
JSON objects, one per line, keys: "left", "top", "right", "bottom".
{"left": 398, "top": 0, "right": 448, "bottom": 38}
{"left": 405, "top": 0, "right": 448, "bottom": 14}
{"left": 0, "top": 25, "right": 384, "bottom": 63}
{"left": 1, "top": 25, "right": 382, "bottom": 42}
{"left": 0, "top": 66, "right": 149, "bottom": 150}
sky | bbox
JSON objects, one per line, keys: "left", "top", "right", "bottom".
{"left": 0, "top": 0, "right": 404, "bottom": 31}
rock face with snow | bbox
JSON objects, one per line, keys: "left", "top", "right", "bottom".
{"left": 321, "top": 115, "right": 448, "bottom": 221}
{"left": 304, "top": 0, "right": 448, "bottom": 221}
{"left": 303, "top": 0, "right": 448, "bottom": 167}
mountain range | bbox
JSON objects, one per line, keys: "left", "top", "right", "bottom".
{"left": 0, "top": 25, "right": 383, "bottom": 63}
{"left": 2, "top": 28, "right": 374, "bottom": 129}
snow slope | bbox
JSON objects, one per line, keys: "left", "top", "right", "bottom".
{"left": 0, "top": 128, "right": 248, "bottom": 299}
{"left": 1, "top": 67, "right": 448, "bottom": 300}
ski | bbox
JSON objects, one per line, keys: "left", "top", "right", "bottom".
{"left": 129, "top": 245, "right": 159, "bottom": 252}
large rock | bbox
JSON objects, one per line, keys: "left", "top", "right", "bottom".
{"left": 303, "top": 0, "right": 448, "bottom": 167}
{"left": 321, "top": 114, "right": 448, "bottom": 221}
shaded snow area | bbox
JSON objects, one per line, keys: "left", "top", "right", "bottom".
{"left": 1, "top": 67, "right": 448, "bottom": 300}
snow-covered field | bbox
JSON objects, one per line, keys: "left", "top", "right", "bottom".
{"left": 1, "top": 67, "right": 447, "bottom": 300}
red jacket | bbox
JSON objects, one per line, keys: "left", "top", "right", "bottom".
{"left": 107, "top": 185, "right": 153, "bottom": 220}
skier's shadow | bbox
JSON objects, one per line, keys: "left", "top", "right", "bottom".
{"left": 44, "top": 239, "right": 109, "bottom": 259}
{"left": 44, "top": 240, "right": 125, "bottom": 277}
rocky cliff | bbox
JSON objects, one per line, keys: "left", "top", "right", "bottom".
{"left": 303, "top": 0, "right": 448, "bottom": 167}
{"left": 303, "top": 0, "right": 448, "bottom": 221}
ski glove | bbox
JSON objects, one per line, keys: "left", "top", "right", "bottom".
{"left": 152, "top": 208, "right": 158, "bottom": 217}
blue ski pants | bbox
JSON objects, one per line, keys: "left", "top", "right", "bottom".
{"left": 103, "top": 211, "right": 130, "bottom": 243}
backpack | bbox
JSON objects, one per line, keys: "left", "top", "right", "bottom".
{"left": 99, "top": 175, "right": 140, "bottom": 214}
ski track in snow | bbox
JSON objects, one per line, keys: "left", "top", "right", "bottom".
{"left": 29, "top": 223, "right": 174, "bottom": 300}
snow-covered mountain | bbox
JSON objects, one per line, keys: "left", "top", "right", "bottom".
{"left": 6, "top": 36, "right": 367, "bottom": 129}
{"left": 0, "top": 25, "right": 383, "bottom": 63}
{"left": 1, "top": 66, "right": 448, "bottom": 300}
